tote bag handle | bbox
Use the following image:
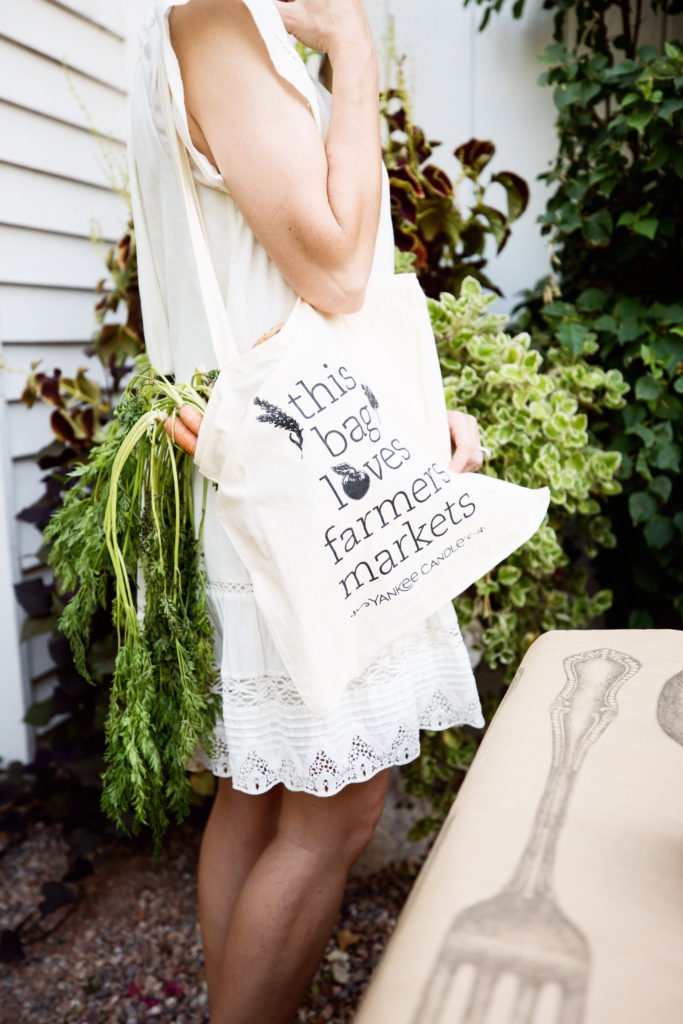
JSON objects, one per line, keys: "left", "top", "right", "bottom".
{"left": 156, "top": 44, "right": 239, "bottom": 368}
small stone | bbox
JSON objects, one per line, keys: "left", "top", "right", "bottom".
{"left": 331, "top": 961, "right": 350, "bottom": 985}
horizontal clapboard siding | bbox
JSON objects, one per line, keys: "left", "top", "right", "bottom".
{"left": 0, "top": 0, "right": 144, "bottom": 761}
{"left": 2, "top": 0, "right": 125, "bottom": 83}
{"left": 46, "top": 0, "right": 126, "bottom": 39}
{"left": 0, "top": 38, "right": 127, "bottom": 138}
{"left": 0, "top": 104, "right": 126, "bottom": 188}
{"left": 0, "top": 163, "right": 129, "bottom": 239}
{"left": 0, "top": 284, "right": 107, "bottom": 342}
{"left": 1, "top": 226, "right": 121, "bottom": 290}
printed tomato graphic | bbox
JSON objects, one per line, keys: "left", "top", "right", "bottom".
{"left": 333, "top": 463, "right": 370, "bottom": 500}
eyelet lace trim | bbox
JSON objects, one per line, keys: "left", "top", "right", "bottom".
{"left": 190, "top": 623, "right": 484, "bottom": 796}
{"left": 205, "top": 579, "right": 254, "bottom": 594}
{"left": 193, "top": 690, "right": 483, "bottom": 796}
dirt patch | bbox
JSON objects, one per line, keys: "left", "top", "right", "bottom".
{"left": 1, "top": 820, "right": 419, "bottom": 1023}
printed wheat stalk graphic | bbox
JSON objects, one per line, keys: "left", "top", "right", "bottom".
{"left": 253, "top": 397, "right": 304, "bottom": 453}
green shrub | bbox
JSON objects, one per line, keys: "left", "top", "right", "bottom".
{"left": 401, "top": 275, "right": 627, "bottom": 831}
{"left": 465, "top": 0, "right": 683, "bottom": 627}
{"left": 434, "top": 277, "right": 626, "bottom": 660}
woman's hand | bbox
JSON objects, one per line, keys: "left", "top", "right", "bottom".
{"left": 274, "top": 0, "right": 372, "bottom": 59}
{"left": 447, "top": 410, "right": 485, "bottom": 474}
{"left": 164, "top": 406, "right": 203, "bottom": 458}
{"left": 166, "top": 405, "right": 486, "bottom": 472}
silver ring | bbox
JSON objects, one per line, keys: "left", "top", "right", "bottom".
{"left": 477, "top": 444, "right": 492, "bottom": 459}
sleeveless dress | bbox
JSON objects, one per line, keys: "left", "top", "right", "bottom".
{"left": 129, "top": 0, "right": 484, "bottom": 796}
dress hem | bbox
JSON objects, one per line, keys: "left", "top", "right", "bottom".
{"left": 190, "top": 703, "right": 485, "bottom": 798}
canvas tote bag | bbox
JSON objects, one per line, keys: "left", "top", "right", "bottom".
{"left": 155, "top": 21, "right": 550, "bottom": 717}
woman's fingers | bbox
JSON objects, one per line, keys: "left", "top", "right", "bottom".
{"left": 164, "top": 406, "right": 203, "bottom": 457}
{"left": 273, "top": 0, "right": 370, "bottom": 55}
{"left": 447, "top": 410, "right": 484, "bottom": 474}
{"left": 178, "top": 404, "right": 203, "bottom": 435}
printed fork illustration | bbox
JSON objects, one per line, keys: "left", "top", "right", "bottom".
{"left": 415, "top": 648, "right": 640, "bottom": 1024}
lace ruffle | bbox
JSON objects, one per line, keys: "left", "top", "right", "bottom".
{"left": 192, "top": 621, "right": 484, "bottom": 796}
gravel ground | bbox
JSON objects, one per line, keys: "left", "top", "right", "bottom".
{"left": 0, "top": 819, "right": 420, "bottom": 1023}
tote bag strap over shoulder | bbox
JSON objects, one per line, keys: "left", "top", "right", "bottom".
{"left": 155, "top": 2, "right": 324, "bottom": 370}
{"left": 156, "top": 44, "right": 239, "bottom": 368}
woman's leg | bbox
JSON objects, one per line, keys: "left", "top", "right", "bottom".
{"left": 199, "top": 778, "right": 283, "bottom": 1002}
{"left": 210, "top": 769, "right": 390, "bottom": 1024}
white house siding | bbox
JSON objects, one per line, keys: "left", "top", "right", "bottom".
{"left": 0, "top": 0, "right": 145, "bottom": 763}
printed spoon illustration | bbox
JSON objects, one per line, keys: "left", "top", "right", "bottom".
{"left": 415, "top": 647, "right": 640, "bottom": 1024}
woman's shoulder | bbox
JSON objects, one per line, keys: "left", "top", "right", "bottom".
{"left": 169, "top": 0, "right": 261, "bottom": 54}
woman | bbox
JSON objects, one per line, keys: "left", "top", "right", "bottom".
{"left": 130, "top": 1, "right": 485, "bottom": 1021}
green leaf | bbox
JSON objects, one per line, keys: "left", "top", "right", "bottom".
{"left": 593, "top": 314, "right": 618, "bottom": 333}
{"left": 656, "top": 393, "right": 683, "bottom": 422}
{"left": 617, "top": 317, "right": 643, "bottom": 343}
{"left": 650, "top": 441, "right": 682, "bottom": 473}
{"left": 619, "top": 91, "right": 640, "bottom": 108}
{"left": 629, "top": 609, "right": 654, "bottom": 629}
{"left": 473, "top": 203, "right": 508, "bottom": 250}
{"left": 490, "top": 172, "right": 530, "bottom": 221}
{"left": 576, "top": 288, "right": 606, "bottom": 312}
{"left": 621, "top": 404, "right": 644, "bottom": 429}
{"left": 553, "top": 83, "right": 581, "bottom": 111}
{"left": 564, "top": 179, "right": 589, "bottom": 203}
{"left": 626, "top": 111, "right": 653, "bottom": 135}
{"left": 634, "top": 375, "right": 665, "bottom": 401}
{"left": 614, "top": 296, "right": 645, "bottom": 319}
{"left": 674, "top": 377, "right": 683, "bottom": 394}
{"left": 633, "top": 218, "right": 658, "bottom": 240}
{"left": 629, "top": 491, "right": 657, "bottom": 525}
{"left": 659, "top": 97, "right": 683, "bottom": 123}
{"left": 540, "top": 42, "right": 570, "bottom": 65}
{"left": 649, "top": 476, "right": 672, "bottom": 503}
{"left": 583, "top": 210, "right": 613, "bottom": 245}
{"left": 556, "top": 321, "right": 594, "bottom": 357}
{"left": 498, "top": 565, "right": 522, "bottom": 586}
{"left": 627, "top": 422, "right": 655, "bottom": 447}
{"left": 643, "top": 515, "right": 676, "bottom": 551}
{"left": 24, "top": 698, "right": 54, "bottom": 728}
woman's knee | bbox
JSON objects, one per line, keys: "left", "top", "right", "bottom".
{"left": 279, "top": 770, "right": 389, "bottom": 867}
{"left": 341, "top": 772, "right": 389, "bottom": 863}
{"left": 209, "top": 777, "right": 282, "bottom": 842}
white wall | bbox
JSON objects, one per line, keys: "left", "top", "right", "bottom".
{"left": 0, "top": 0, "right": 145, "bottom": 763}
{"left": 365, "top": 0, "right": 557, "bottom": 312}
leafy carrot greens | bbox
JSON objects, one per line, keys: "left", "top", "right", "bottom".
{"left": 45, "top": 357, "right": 220, "bottom": 851}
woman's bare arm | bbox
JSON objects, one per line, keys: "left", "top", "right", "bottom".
{"left": 169, "top": 0, "right": 381, "bottom": 314}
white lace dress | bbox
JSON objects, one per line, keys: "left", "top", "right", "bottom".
{"left": 129, "top": 0, "right": 485, "bottom": 797}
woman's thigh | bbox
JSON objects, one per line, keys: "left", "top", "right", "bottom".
{"left": 208, "top": 776, "right": 283, "bottom": 846}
